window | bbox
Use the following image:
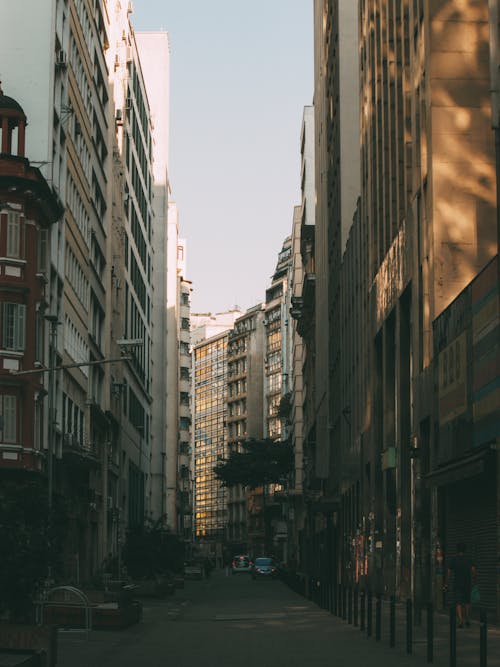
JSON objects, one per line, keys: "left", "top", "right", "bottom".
{"left": 0, "top": 394, "right": 17, "bottom": 442}
{"left": 37, "top": 229, "right": 48, "bottom": 273}
{"left": 181, "top": 318, "right": 190, "bottom": 330}
{"left": 35, "top": 308, "right": 44, "bottom": 362}
{"left": 6, "top": 212, "right": 21, "bottom": 258}
{"left": 2, "top": 303, "right": 26, "bottom": 350}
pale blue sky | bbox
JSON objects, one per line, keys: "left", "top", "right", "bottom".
{"left": 132, "top": 1, "right": 313, "bottom": 313}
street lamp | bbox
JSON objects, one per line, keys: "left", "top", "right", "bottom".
{"left": 10, "top": 337, "right": 143, "bottom": 511}
{"left": 44, "top": 314, "right": 59, "bottom": 511}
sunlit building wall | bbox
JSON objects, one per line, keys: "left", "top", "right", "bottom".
{"left": 135, "top": 31, "right": 171, "bottom": 527}
{"left": 226, "top": 304, "right": 265, "bottom": 549}
{"left": 247, "top": 236, "right": 292, "bottom": 557}
{"left": 193, "top": 331, "right": 231, "bottom": 541}
{"left": 0, "top": 0, "right": 120, "bottom": 581}
{"left": 264, "top": 236, "right": 292, "bottom": 442}
{"left": 359, "top": 0, "right": 498, "bottom": 602}
{"left": 177, "top": 240, "right": 193, "bottom": 540}
{"left": 108, "top": 4, "right": 155, "bottom": 536}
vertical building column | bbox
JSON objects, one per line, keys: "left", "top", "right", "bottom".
{"left": 1, "top": 117, "right": 9, "bottom": 153}
{"left": 17, "top": 119, "right": 26, "bottom": 157}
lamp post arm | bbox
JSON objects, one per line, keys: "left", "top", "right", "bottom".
{"left": 9, "top": 355, "right": 133, "bottom": 376}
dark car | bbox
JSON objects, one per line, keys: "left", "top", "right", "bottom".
{"left": 231, "top": 554, "right": 252, "bottom": 574}
{"left": 183, "top": 560, "right": 204, "bottom": 580}
{"left": 251, "top": 557, "right": 278, "bottom": 579}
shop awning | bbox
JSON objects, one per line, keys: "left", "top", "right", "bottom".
{"left": 425, "top": 447, "right": 494, "bottom": 486}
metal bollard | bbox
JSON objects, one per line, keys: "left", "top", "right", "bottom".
{"left": 480, "top": 609, "right": 487, "bottom": 667}
{"left": 389, "top": 596, "right": 396, "bottom": 648}
{"left": 360, "top": 590, "right": 366, "bottom": 631}
{"left": 406, "top": 598, "right": 413, "bottom": 654}
{"left": 367, "top": 591, "right": 373, "bottom": 637}
{"left": 427, "top": 602, "right": 434, "bottom": 663}
{"left": 348, "top": 586, "right": 353, "bottom": 624}
{"left": 449, "top": 604, "right": 456, "bottom": 667}
{"left": 375, "top": 594, "right": 381, "bottom": 641}
{"left": 353, "top": 585, "right": 359, "bottom": 627}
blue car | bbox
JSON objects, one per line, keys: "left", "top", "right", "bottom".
{"left": 252, "top": 557, "right": 278, "bottom": 579}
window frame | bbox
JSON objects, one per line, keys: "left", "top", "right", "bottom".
{"left": 2, "top": 302, "right": 26, "bottom": 351}
{"left": 0, "top": 394, "right": 18, "bottom": 443}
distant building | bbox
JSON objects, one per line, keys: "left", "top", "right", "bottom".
{"left": 226, "top": 304, "right": 266, "bottom": 550}
{"left": 192, "top": 311, "right": 242, "bottom": 548}
{"left": 247, "top": 237, "right": 292, "bottom": 557}
{"left": 177, "top": 239, "right": 193, "bottom": 540}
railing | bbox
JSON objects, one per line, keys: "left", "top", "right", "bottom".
{"left": 35, "top": 586, "right": 92, "bottom": 638}
{"left": 282, "top": 576, "right": 493, "bottom": 667}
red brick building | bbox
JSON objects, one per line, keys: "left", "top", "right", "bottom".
{"left": 0, "top": 88, "right": 62, "bottom": 472}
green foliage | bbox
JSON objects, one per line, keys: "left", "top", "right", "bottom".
{"left": 214, "top": 438, "right": 293, "bottom": 489}
{"left": 0, "top": 477, "right": 67, "bottom": 622}
{"left": 122, "top": 518, "right": 185, "bottom": 580}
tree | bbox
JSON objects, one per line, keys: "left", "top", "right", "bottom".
{"left": 0, "top": 476, "right": 67, "bottom": 622}
{"left": 122, "top": 518, "right": 185, "bottom": 579}
{"left": 214, "top": 438, "right": 293, "bottom": 489}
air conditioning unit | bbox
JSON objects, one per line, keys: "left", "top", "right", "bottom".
{"left": 115, "top": 108, "right": 123, "bottom": 125}
{"left": 124, "top": 96, "right": 132, "bottom": 110}
{"left": 56, "top": 49, "right": 67, "bottom": 68}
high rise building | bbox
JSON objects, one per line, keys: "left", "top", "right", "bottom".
{"left": 226, "top": 304, "right": 266, "bottom": 551}
{"left": 247, "top": 236, "right": 293, "bottom": 557}
{"left": 0, "top": 1, "right": 171, "bottom": 580}
{"left": 192, "top": 311, "right": 242, "bottom": 552}
{"left": 176, "top": 236, "right": 193, "bottom": 540}
{"left": 135, "top": 31, "right": 173, "bottom": 527}
{"left": 358, "top": 0, "right": 498, "bottom": 603}
{"left": 288, "top": 106, "right": 317, "bottom": 570}
{"left": 107, "top": 6, "right": 155, "bottom": 545}
{"left": 193, "top": 331, "right": 229, "bottom": 543}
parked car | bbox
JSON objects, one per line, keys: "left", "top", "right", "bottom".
{"left": 251, "top": 557, "right": 278, "bottom": 579}
{"left": 183, "top": 560, "right": 204, "bottom": 580}
{"left": 231, "top": 554, "right": 253, "bottom": 575}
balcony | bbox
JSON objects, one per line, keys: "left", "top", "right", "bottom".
{"left": 62, "top": 433, "right": 99, "bottom": 468}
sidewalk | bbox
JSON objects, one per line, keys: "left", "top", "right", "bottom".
{"left": 54, "top": 573, "right": 500, "bottom": 667}
{"left": 303, "top": 583, "right": 500, "bottom": 667}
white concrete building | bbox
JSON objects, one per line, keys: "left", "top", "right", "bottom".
{"left": 135, "top": 31, "right": 171, "bottom": 526}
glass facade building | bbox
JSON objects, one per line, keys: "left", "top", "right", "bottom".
{"left": 193, "top": 333, "right": 229, "bottom": 539}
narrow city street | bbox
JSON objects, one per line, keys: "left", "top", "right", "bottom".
{"left": 55, "top": 571, "right": 428, "bottom": 667}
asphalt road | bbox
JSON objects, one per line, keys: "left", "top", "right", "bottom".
{"left": 57, "top": 570, "right": 497, "bottom": 667}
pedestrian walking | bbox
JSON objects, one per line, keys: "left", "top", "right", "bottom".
{"left": 445, "top": 542, "right": 477, "bottom": 628}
